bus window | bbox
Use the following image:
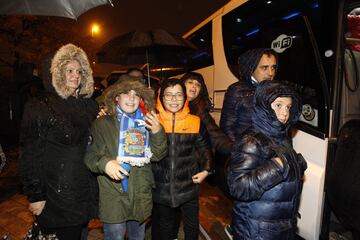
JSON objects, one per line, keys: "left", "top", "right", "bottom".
{"left": 222, "top": 0, "right": 328, "bottom": 138}
{"left": 185, "top": 22, "right": 214, "bottom": 70}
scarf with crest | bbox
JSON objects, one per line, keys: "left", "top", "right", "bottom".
{"left": 116, "top": 106, "right": 152, "bottom": 166}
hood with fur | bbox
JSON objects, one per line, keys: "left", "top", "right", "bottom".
{"left": 51, "top": 44, "right": 94, "bottom": 99}
{"left": 104, "top": 75, "right": 155, "bottom": 116}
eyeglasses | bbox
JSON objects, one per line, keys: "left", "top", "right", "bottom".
{"left": 163, "top": 93, "right": 184, "bottom": 101}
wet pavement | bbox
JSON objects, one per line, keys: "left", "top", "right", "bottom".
{"left": 0, "top": 145, "right": 21, "bottom": 203}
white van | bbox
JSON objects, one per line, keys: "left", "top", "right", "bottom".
{"left": 176, "top": 0, "right": 360, "bottom": 239}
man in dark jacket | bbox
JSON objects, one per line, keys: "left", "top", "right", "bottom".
{"left": 220, "top": 48, "right": 278, "bottom": 141}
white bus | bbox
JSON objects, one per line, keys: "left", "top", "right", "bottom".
{"left": 177, "top": 0, "right": 360, "bottom": 239}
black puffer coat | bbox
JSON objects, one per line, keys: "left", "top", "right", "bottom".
{"left": 152, "top": 97, "right": 213, "bottom": 207}
{"left": 220, "top": 49, "right": 275, "bottom": 141}
{"left": 227, "top": 81, "right": 307, "bottom": 240}
{"left": 19, "top": 44, "right": 99, "bottom": 228}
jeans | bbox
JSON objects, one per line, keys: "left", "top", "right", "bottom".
{"left": 80, "top": 226, "right": 88, "bottom": 240}
{"left": 103, "top": 221, "right": 145, "bottom": 240}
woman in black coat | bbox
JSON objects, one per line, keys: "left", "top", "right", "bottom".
{"left": 180, "top": 72, "right": 232, "bottom": 155}
{"left": 227, "top": 80, "right": 307, "bottom": 240}
{"left": 19, "top": 44, "right": 98, "bottom": 240}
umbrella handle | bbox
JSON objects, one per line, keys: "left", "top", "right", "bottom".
{"left": 146, "top": 50, "right": 151, "bottom": 88}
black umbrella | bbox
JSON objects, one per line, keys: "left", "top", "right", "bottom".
{"left": 0, "top": 0, "right": 113, "bottom": 19}
{"left": 97, "top": 29, "right": 197, "bottom": 86}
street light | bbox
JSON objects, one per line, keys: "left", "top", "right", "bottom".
{"left": 91, "top": 24, "right": 100, "bottom": 38}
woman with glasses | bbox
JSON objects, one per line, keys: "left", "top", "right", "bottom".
{"left": 151, "top": 78, "right": 214, "bottom": 240}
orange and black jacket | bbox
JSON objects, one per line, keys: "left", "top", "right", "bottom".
{"left": 152, "top": 99, "right": 213, "bottom": 207}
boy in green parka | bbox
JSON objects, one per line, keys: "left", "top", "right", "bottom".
{"left": 85, "top": 75, "right": 167, "bottom": 240}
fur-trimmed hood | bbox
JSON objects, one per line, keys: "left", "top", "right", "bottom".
{"left": 104, "top": 75, "right": 155, "bottom": 116}
{"left": 51, "top": 44, "right": 94, "bottom": 99}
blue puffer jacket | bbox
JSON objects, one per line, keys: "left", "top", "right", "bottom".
{"left": 227, "top": 81, "right": 307, "bottom": 240}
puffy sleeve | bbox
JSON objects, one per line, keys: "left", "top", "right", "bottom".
{"left": 227, "top": 134, "right": 285, "bottom": 201}
{"left": 84, "top": 118, "right": 112, "bottom": 174}
{"left": 199, "top": 111, "right": 232, "bottom": 154}
{"left": 220, "top": 83, "right": 254, "bottom": 142}
{"left": 195, "top": 123, "right": 214, "bottom": 173}
{"left": 19, "top": 98, "right": 47, "bottom": 203}
{"left": 149, "top": 127, "right": 168, "bottom": 162}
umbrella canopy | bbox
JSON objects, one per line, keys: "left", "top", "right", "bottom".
{"left": 0, "top": 0, "right": 113, "bottom": 19}
{"left": 97, "top": 29, "right": 197, "bottom": 67}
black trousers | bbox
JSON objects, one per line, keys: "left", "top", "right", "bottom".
{"left": 41, "top": 224, "right": 83, "bottom": 240}
{"left": 152, "top": 198, "right": 199, "bottom": 240}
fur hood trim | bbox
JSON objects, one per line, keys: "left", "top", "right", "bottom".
{"left": 104, "top": 75, "right": 155, "bottom": 115}
{"left": 51, "top": 44, "right": 94, "bottom": 99}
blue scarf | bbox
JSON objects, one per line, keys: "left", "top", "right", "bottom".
{"left": 116, "top": 106, "right": 152, "bottom": 166}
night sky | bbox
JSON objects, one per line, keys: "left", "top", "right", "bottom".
{"left": 75, "top": 0, "right": 230, "bottom": 45}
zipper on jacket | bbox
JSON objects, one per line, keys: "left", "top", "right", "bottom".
{"left": 170, "top": 112, "right": 176, "bottom": 205}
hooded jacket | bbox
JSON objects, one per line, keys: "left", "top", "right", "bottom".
{"left": 227, "top": 81, "right": 306, "bottom": 240}
{"left": 19, "top": 44, "right": 99, "bottom": 228}
{"left": 220, "top": 48, "right": 277, "bottom": 141}
{"left": 180, "top": 72, "right": 232, "bottom": 154}
{"left": 152, "top": 94, "right": 213, "bottom": 207}
{"left": 84, "top": 76, "right": 167, "bottom": 223}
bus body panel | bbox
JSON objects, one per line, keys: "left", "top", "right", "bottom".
{"left": 293, "top": 130, "right": 329, "bottom": 239}
{"left": 182, "top": 0, "right": 359, "bottom": 239}
{"left": 213, "top": 15, "right": 238, "bottom": 91}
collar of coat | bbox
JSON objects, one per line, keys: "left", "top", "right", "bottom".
{"left": 156, "top": 97, "right": 200, "bottom": 134}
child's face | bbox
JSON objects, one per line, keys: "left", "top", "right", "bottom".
{"left": 115, "top": 90, "right": 140, "bottom": 114}
{"left": 162, "top": 84, "right": 185, "bottom": 113}
{"left": 271, "top": 96, "right": 292, "bottom": 124}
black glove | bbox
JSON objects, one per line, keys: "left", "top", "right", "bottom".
{"left": 270, "top": 144, "right": 297, "bottom": 178}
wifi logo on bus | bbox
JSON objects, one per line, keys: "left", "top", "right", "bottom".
{"left": 271, "top": 34, "right": 293, "bottom": 53}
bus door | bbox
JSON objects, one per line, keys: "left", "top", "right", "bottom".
{"left": 322, "top": 0, "right": 360, "bottom": 239}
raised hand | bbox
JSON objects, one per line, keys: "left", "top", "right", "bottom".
{"left": 144, "top": 110, "right": 161, "bottom": 134}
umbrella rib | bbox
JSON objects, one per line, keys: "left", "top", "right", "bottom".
{"left": 24, "top": 0, "right": 31, "bottom": 12}
{"left": 107, "top": 0, "right": 114, "bottom": 7}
